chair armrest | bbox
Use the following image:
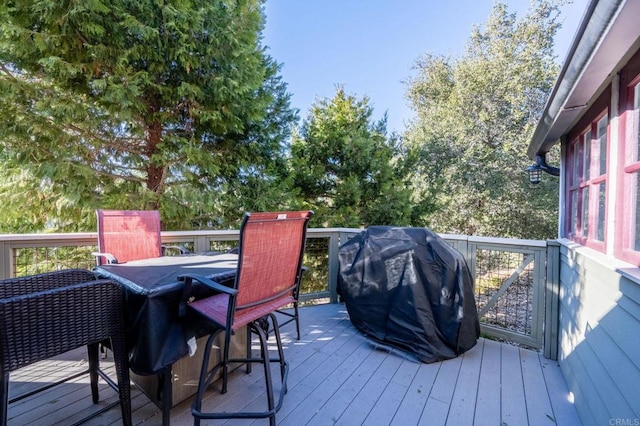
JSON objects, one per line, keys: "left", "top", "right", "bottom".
{"left": 91, "top": 251, "right": 119, "bottom": 264}
{"left": 178, "top": 273, "right": 237, "bottom": 317}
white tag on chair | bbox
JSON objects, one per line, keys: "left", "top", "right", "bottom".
{"left": 277, "top": 214, "right": 287, "bottom": 219}
{"left": 187, "top": 336, "right": 197, "bottom": 356}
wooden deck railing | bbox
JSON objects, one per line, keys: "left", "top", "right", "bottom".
{"left": 0, "top": 229, "right": 560, "bottom": 358}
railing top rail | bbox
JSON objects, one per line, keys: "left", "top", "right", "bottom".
{"left": 1, "top": 229, "right": 552, "bottom": 249}
{"left": 0, "top": 227, "right": 365, "bottom": 243}
{"left": 439, "top": 233, "right": 551, "bottom": 248}
{"left": 0, "top": 232, "right": 98, "bottom": 242}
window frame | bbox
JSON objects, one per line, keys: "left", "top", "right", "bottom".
{"left": 615, "top": 75, "right": 640, "bottom": 265}
{"left": 565, "top": 110, "right": 609, "bottom": 252}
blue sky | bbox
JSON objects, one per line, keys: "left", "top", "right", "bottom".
{"left": 262, "top": 1, "right": 586, "bottom": 134}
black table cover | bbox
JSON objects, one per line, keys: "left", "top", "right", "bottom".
{"left": 338, "top": 226, "right": 480, "bottom": 363}
{"left": 94, "top": 252, "right": 237, "bottom": 375}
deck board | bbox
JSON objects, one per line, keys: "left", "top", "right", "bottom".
{"left": 6, "top": 303, "right": 581, "bottom": 425}
{"left": 474, "top": 338, "right": 502, "bottom": 426}
{"left": 501, "top": 343, "right": 529, "bottom": 425}
{"left": 446, "top": 341, "right": 482, "bottom": 425}
{"left": 521, "top": 347, "right": 557, "bottom": 425}
{"left": 392, "top": 361, "right": 439, "bottom": 425}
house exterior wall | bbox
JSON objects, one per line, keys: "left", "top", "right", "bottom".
{"left": 558, "top": 240, "right": 640, "bottom": 426}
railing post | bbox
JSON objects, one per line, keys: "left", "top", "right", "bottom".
{"left": 193, "top": 235, "right": 210, "bottom": 253}
{"left": 0, "top": 241, "right": 10, "bottom": 280}
{"left": 544, "top": 240, "right": 561, "bottom": 360}
{"left": 460, "top": 237, "right": 473, "bottom": 282}
{"left": 327, "top": 232, "right": 343, "bottom": 303}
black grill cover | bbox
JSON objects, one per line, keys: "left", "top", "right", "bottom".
{"left": 338, "top": 226, "right": 480, "bottom": 363}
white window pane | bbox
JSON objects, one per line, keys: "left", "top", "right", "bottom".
{"left": 584, "top": 131, "right": 591, "bottom": 179}
{"left": 570, "top": 191, "right": 578, "bottom": 233}
{"left": 582, "top": 188, "right": 589, "bottom": 237}
{"left": 597, "top": 116, "right": 608, "bottom": 176}
{"left": 597, "top": 183, "right": 606, "bottom": 241}
{"left": 627, "top": 108, "right": 640, "bottom": 164}
{"left": 572, "top": 144, "right": 580, "bottom": 184}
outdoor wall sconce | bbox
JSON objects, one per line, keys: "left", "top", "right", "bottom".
{"left": 526, "top": 154, "right": 560, "bottom": 185}
{"left": 526, "top": 163, "right": 543, "bottom": 184}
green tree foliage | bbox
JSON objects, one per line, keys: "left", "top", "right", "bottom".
{"left": 404, "top": 0, "right": 562, "bottom": 239}
{"left": 291, "top": 88, "right": 420, "bottom": 228}
{"left": 0, "top": 0, "right": 296, "bottom": 232}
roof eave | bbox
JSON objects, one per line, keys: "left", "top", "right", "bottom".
{"left": 527, "top": 0, "right": 638, "bottom": 159}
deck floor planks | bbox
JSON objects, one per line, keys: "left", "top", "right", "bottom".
{"left": 233, "top": 304, "right": 361, "bottom": 425}
{"left": 420, "top": 352, "right": 463, "bottom": 425}
{"left": 335, "top": 350, "right": 404, "bottom": 425}
{"left": 362, "top": 357, "right": 421, "bottom": 426}
{"left": 280, "top": 336, "right": 373, "bottom": 425}
{"left": 501, "top": 342, "right": 529, "bottom": 425}
{"left": 6, "top": 303, "right": 581, "bottom": 425}
{"left": 520, "top": 347, "right": 557, "bottom": 425}
{"left": 473, "top": 337, "right": 502, "bottom": 426}
{"left": 391, "top": 359, "right": 441, "bottom": 425}
{"left": 274, "top": 318, "right": 361, "bottom": 422}
{"left": 445, "top": 340, "right": 483, "bottom": 425}
{"left": 304, "top": 340, "right": 391, "bottom": 425}
{"left": 540, "top": 355, "right": 582, "bottom": 426}
{"left": 181, "top": 303, "right": 358, "bottom": 425}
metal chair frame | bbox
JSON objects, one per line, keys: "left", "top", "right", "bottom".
{"left": 178, "top": 210, "right": 313, "bottom": 426}
{"left": 275, "top": 266, "right": 307, "bottom": 340}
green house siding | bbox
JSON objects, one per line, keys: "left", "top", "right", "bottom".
{"left": 558, "top": 241, "right": 640, "bottom": 426}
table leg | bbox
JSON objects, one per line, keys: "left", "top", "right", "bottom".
{"left": 160, "top": 366, "right": 172, "bottom": 426}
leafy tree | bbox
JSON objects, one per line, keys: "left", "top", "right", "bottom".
{"left": 0, "top": 0, "right": 296, "bottom": 233}
{"left": 404, "top": 0, "right": 562, "bottom": 239}
{"left": 291, "top": 87, "right": 420, "bottom": 228}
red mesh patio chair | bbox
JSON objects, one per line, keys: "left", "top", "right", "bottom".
{"left": 178, "top": 210, "right": 313, "bottom": 426}
{"left": 93, "top": 209, "right": 186, "bottom": 265}
{"left": 0, "top": 269, "right": 131, "bottom": 426}
{"left": 224, "top": 254, "right": 308, "bottom": 340}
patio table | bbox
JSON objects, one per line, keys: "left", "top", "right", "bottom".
{"left": 93, "top": 251, "right": 239, "bottom": 425}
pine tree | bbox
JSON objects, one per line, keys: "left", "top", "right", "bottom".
{"left": 0, "top": 0, "right": 296, "bottom": 232}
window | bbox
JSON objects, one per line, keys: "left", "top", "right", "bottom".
{"left": 566, "top": 112, "right": 608, "bottom": 251}
{"left": 616, "top": 78, "right": 640, "bottom": 265}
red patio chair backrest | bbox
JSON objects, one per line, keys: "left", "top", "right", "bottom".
{"left": 96, "top": 210, "right": 163, "bottom": 265}
{"left": 234, "top": 211, "right": 312, "bottom": 309}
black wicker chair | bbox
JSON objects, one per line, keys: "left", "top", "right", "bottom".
{"left": 0, "top": 269, "right": 131, "bottom": 426}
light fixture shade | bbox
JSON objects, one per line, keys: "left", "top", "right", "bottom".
{"left": 526, "top": 164, "right": 542, "bottom": 185}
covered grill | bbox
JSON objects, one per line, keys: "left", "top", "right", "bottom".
{"left": 338, "top": 226, "right": 480, "bottom": 363}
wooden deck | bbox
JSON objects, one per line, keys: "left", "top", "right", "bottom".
{"left": 6, "top": 303, "right": 580, "bottom": 425}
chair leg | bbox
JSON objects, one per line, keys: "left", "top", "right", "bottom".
{"left": 87, "top": 343, "right": 100, "bottom": 403}
{"left": 192, "top": 330, "right": 223, "bottom": 426}
{"left": 269, "top": 313, "right": 288, "bottom": 393}
{"left": 293, "top": 302, "right": 301, "bottom": 340}
{"left": 1, "top": 372, "right": 8, "bottom": 426}
{"left": 191, "top": 320, "right": 287, "bottom": 425}
{"left": 246, "top": 326, "right": 252, "bottom": 374}
{"left": 221, "top": 330, "right": 232, "bottom": 394}
{"left": 252, "top": 321, "right": 276, "bottom": 426}
{"left": 110, "top": 338, "right": 132, "bottom": 426}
